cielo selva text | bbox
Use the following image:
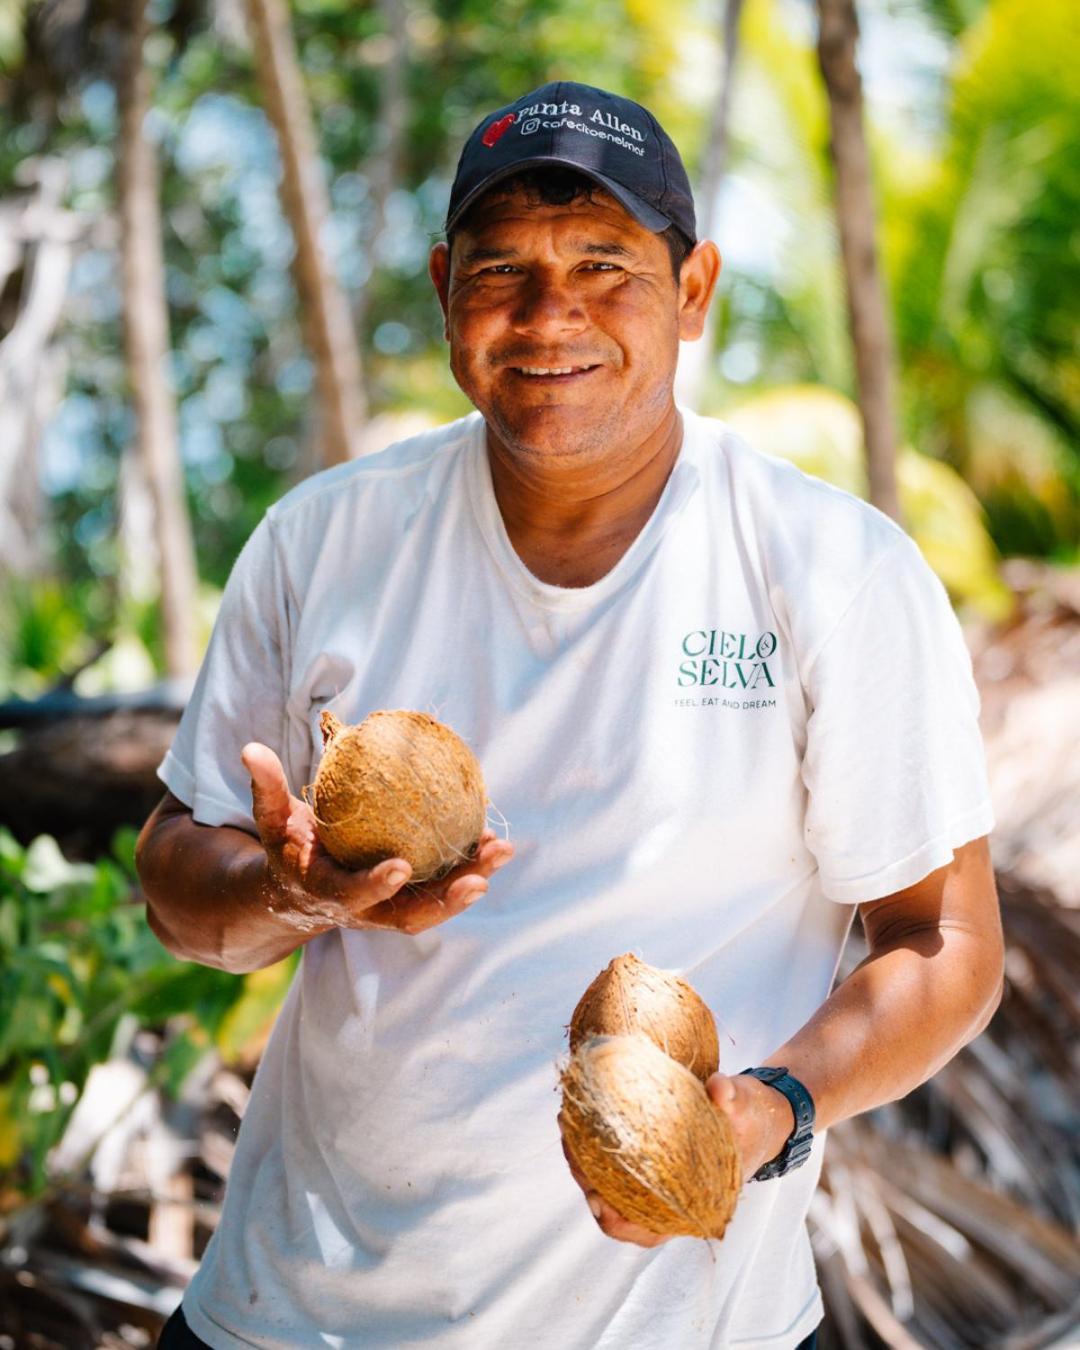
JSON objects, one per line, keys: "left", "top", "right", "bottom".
{"left": 677, "top": 629, "right": 778, "bottom": 689}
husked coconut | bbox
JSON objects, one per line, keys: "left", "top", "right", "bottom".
{"left": 310, "top": 709, "right": 486, "bottom": 882}
{"left": 569, "top": 952, "right": 720, "bottom": 1082}
{"left": 560, "top": 1034, "right": 741, "bottom": 1240}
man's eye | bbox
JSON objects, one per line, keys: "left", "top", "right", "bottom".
{"left": 483, "top": 264, "right": 520, "bottom": 275}
{"left": 584, "top": 262, "right": 619, "bottom": 272}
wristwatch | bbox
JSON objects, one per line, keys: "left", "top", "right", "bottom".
{"left": 738, "top": 1066, "right": 816, "bottom": 1181}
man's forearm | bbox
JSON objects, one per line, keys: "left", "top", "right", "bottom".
{"left": 769, "top": 837, "right": 1004, "bottom": 1134}
{"left": 136, "top": 799, "right": 332, "bottom": 974}
{"left": 770, "top": 927, "right": 1002, "bottom": 1133}
{"left": 711, "top": 837, "right": 1004, "bottom": 1175}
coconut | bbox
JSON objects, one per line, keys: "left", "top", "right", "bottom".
{"left": 310, "top": 709, "right": 487, "bottom": 881}
{"left": 568, "top": 953, "right": 720, "bottom": 1083}
{"left": 560, "top": 1034, "right": 741, "bottom": 1240}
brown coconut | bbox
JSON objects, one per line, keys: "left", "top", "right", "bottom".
{"left": 560, "top": 1034, "right": 741, "bottom": 1240}
{"left": 310, "top": 709, "right": 486, "bottom": 881}
{"left": 569, "top": 953, "right": 720, "bottom": 1083}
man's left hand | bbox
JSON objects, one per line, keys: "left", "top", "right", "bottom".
{"left": 559, "top": 1068, "right": 791, "bottom": 1248}
{"left": 705, "top": 1072, "right": 795, "bottom": 1184}
{"left": 559, "top": 1124, "right": 674, "bottom": 1249}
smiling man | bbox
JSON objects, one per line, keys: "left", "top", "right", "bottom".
{"left": 140, "top": 82, "right": 1002, "bottom": 1350}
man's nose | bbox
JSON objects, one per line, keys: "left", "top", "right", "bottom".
{"left": 511, "top": 275, "right": 587, "bottom": 336}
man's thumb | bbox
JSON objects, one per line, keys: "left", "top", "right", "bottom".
{"left": 706, "top": 1073, "right": 737, "bottom": 1111}
{"left": 241, "top": 742, "right": 290, "bottom": 845}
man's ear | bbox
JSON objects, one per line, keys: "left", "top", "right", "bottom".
{"left": 429, "top": 242, "right": 451, "bottom": 340}
{"left": 677, "top": 241, "right": 722, "bottom": 342}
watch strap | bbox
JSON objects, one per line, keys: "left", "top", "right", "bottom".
{"left": 738, "top": 1066, "right": 815, "bottom": 1181}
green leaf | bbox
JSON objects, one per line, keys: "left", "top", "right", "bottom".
{"left": 0, "top": 829, "right": 25, "bottom": 883}
{"left": 0, "top": 896, "right": 19, "bottom": 952}
{"left": 215, "top": 955, "right": 298, "bottom": 1064}
{"left": 0, "top": 984, "right": 59, "bottom": 1059}
{"left": 21, "top": 837, "right": 96, "bottom": 895}
{"left": 129, "top": 964, "right": 237, "bottom": 1023}
{"left": 110, "top": 827, "right": 141, "bottom": 878}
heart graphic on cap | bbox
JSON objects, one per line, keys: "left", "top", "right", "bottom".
{"left": 482, "top": 114, "right": 515, "bottom": 148}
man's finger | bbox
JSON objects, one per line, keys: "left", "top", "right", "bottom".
{"left": 433, "top": 836, "right": 513, "bottom": 889}
{"left": 360, "top": 872, "right": 486, "bottom": 933}
{"left": 559, "top": 1121, "right": 670, "bottom": 1248}
{"left": 706, "top": 1072, "right": 738, "bottom": 1111}
{"left": 595, "top": 1202, "right": 669, "bottom": 1248}
{"left": 241, "top": 742, "right": 292, "bottom": 848}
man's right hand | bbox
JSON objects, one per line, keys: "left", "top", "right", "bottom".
{"left": 242, "top": 741, "right": 513, "bottom": 937}
{"left": 137, "top": 745, "right": 514, "bottom": 973}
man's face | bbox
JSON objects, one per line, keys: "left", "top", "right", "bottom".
{"left": 429, "top": 188, "right": 714, "bottom": 470}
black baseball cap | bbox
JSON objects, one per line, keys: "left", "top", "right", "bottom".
{"left": 445, "top": 81, "right": 697, "bottom": 243}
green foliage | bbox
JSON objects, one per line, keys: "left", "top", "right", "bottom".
{"left": 0, "top": 580, "right": 103, "bottom": 698}
{"left": 887, "top": 0, "right": 1080, "bottom": 556}
{"left": 0, "top": 0, "right": 25, "bottom": 71}
{"left": 0, "top": 829, "right": 296, "bottom": 1199}
{"left": 1, "top": 0, "right": 1076, "bottom": 689}
{"left": 725, "top": 384, "right": 1014, "bottom": 620}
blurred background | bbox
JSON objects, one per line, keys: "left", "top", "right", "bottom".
{"left": 0, "top": 0, "right": 1077, "bottom": 1344}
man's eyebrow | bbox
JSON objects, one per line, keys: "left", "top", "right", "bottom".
{"left": 459, "top": 245, "right": 520, "bottom": 266}
{"left": 457, "top": 240, "right": 639, "bottom": 267}
{"left": 578, "top": 241, "right": 636, "bottom": 259}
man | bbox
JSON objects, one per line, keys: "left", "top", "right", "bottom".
{"left": 138, "top": 81, "right": 1002, "bottom": 1349}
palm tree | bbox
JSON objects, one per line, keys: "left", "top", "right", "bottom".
{"left": 815, "top": 0, "right": 901, "bottom": 521}
{"left": 118, "top": 0, "right": 200, "bottom": 676}
{"left": 353, "top": 0, "right": 410, "bottom": 358}
{"left": 244, "top": 0, "right": 367, "bottom": 464}
{"left": 676, "top": 0, "right": 745, "bottom": 410}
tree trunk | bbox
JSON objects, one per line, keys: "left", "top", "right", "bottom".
{"left": 117, "top": 0, "right": 200, "bottom": 676}
{"left": 353, "top": 0, "right": 409, "bottom": 356}
{"left": 0, "top": 708, "right": 181, "bottom": 857}
{"left": 816, "top": 0, "right": 901, "bottom": 521}
{"left": 675, "top": 0, "right": 744, "bottom": 410}
{"left": 0, "top": 161, "right": 76, "bottom": 578}
{"left": 245, "top": 0, "right": 367, "bottom": 465}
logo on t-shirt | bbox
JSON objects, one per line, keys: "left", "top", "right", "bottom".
{"left": 675, "top": 627, "right": 778, "bottom": 708}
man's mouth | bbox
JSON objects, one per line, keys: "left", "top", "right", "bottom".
{"left": 510, "top": 365, "right": 600, "bottom": 379}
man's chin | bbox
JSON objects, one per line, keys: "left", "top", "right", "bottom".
{"left": 485, "top": 403, "right": 618, "bottom": 463}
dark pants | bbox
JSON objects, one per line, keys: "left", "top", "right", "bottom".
{"left": 159, "top": 1305, "right": 819, "bottom": 1348}
{"left": 158, "top": 1307, "right": 214, "bottom": 1349}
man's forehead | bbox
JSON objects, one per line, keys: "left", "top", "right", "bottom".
{"left": 454, "top": 187, "right": 657, "bottom": 249}
{"left": 457, "top": 239, "right": 639, "bottom": 269}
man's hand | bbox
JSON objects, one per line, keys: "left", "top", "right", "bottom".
{"left": 558, "top": 1070, "right": 789, "bottom": 1246}
{"left": 558, "top": 1119, "right": 674, "bottom": 1249}
{"left": 705, "top": 1073, "right": 793, "bottom": 1184}
{"left": 242, "top": 741, "right": 513, "bottom": 936}
{"left": 137, "top": 744, "right": 514, "bottom": 972}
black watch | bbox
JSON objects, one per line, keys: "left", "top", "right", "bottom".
{"left": 738, "top": 1066, "right": 815, "bottom": 1181}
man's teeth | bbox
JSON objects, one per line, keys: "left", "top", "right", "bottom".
{"left": 517, "top": 366, "right": 590, "bottom": 375}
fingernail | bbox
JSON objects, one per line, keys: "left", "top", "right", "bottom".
{"left": 386, "top": 869, "right": 408, "bottom": 889}
{"left": 587, "top": 1195, "right": 602, "bottom": 1219}
{"left": 462, "top": 885, "right": 485, "bottom": 906}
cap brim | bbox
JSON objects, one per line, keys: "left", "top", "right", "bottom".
{"left": 444, "top": 156, "right": 673, "bottom": 235}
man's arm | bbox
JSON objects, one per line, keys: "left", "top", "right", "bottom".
{"left": 573, "top": 834, "right": 1003, "bottom": 1247}
{"left": 136, "top": 742, "right": 513, "bottom": 975}
{"left": 710, "top": 833, "right": 1003, "bottom": 1170}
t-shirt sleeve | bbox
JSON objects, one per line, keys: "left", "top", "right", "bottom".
{"left": 158, "top": 514, "right": 293, "bottom": 834}
{"left": 801, "top": 534, "right": 995, "bottom": 904}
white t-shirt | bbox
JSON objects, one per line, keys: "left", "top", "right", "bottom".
{"left": 161, "top": 408, "right": 993, "bottom": 1350}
